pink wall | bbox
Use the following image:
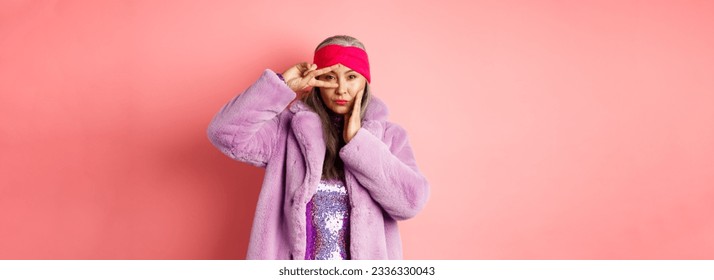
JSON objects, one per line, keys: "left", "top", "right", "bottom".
{"left": 1, "top": 0, "right": 713, "bottom": 259}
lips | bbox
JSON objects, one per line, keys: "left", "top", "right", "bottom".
{"left": 335, "top": 100, "right": 348, "bottom": 105}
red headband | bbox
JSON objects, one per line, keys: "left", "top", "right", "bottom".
{"left": 313, "top": 45, "right": 371, "bottom": 83}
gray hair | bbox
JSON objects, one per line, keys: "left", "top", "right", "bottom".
{"left": 315, "top": 35, "right": 367, "bottom": 52}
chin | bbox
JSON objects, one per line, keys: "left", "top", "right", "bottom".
{"left": 334, "top": 109, "right": 348, "bottom": 115}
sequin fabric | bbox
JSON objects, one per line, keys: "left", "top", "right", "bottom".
{"left": 304, "top": 178, "right": 351, "bottom": 260}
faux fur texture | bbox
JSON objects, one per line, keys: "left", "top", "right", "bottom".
{"left": 207, "top": 69, "right": 430, "bottom": 259}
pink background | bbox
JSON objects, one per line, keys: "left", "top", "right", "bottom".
{"left": 1, "top": 0, "right": 713, "bottom": 259}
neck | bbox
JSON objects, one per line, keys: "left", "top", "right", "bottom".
{"left": 327, "top": 110, "right": 345, "bottom": 132}
{"left": 327, "top": 109, "right": 344, "bottom": 119}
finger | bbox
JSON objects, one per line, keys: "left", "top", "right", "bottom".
{"left": 304, "top": 64, "right": 340, "bottom": 79}
{"left": 296, "top": 62, "right": 308, "bottom": 71}
{"left": 310, "top": 64, "right": 340, "bottom": 77}
{"left": 346, "top": 110, "right": 355, "bottom": 130}
{"left": 301, "top": 63, "right": 316, "bottom": 74}
{"left": 353, "top": 90, "right": 364, "bottom": 110}
{"left": 356, "top": 88, "right": 364, "bottom": 102}
{"left": 301, "top": 64, "right": 315, "bottom": 75}
{"left": 303, "top": 67, "right": 319, "bottom": 77}
{"left": 302, "top": 68, "right": 323, "bottom": 80}
{"left": 310, "top": 79, "right": 338, "bottom": 88}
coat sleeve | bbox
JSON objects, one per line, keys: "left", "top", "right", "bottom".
{"left": 206, "top": 69, "right": 296, "bottom": 167}
{"left": 339, "top": 122, "right": 430, "bottom": 220}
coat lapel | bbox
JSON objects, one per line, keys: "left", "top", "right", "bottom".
{"left": 286, "top": 95, "right": 389, "bottom": 203}
{"left": 289, "top": 108, "right": 326, "bottom": 205}
{"left": 284, "top": 94, "right": 390, "bottom": 259}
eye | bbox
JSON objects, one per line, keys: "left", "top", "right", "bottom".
{"left": 349, "top": 75, "right": 357, "bottom": 79}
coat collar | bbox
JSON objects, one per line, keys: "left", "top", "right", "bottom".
{"left": 286, "top": 93, "right": 389, "bottom": 212}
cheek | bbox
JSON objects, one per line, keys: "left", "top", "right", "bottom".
{"left": 349, "top": 83, "right": 365, "bottom": 96}
{"left": 320, "top": 90, "right": 333, "bottom": 101}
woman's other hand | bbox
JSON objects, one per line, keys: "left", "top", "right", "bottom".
{"left": 343, "top": 88, "right": 364, "bottom": 143}
{"left": 282, "top": 63, "right": 339, "bottom": 95}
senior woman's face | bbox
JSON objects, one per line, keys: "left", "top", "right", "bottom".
{"left": 316, "top": 64, "right": 367, "bottom": 115}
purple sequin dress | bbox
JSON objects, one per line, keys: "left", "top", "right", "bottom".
{"left": 304, "top": 111, "right": 351, "bottom": 260}
{"left": 304, "top": 178, "right": 351, "bottom": 260}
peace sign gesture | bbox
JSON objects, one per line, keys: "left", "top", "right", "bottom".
{"left": 282, "top": 63, "right": 339, "bottom": 95}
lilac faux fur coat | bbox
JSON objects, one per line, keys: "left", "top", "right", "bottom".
{"left": 207, "top": 69, "right": 429, "bottom": 260}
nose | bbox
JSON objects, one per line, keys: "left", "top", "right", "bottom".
{"left": 336, "top": 81, "right": 348, "bottom": 95}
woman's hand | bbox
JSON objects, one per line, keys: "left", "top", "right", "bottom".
{"left": 282, "top": 63, "right": 339, "bottom": 95}
{"left": 343, "top": 88, "right": 364, "bottom": 143}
